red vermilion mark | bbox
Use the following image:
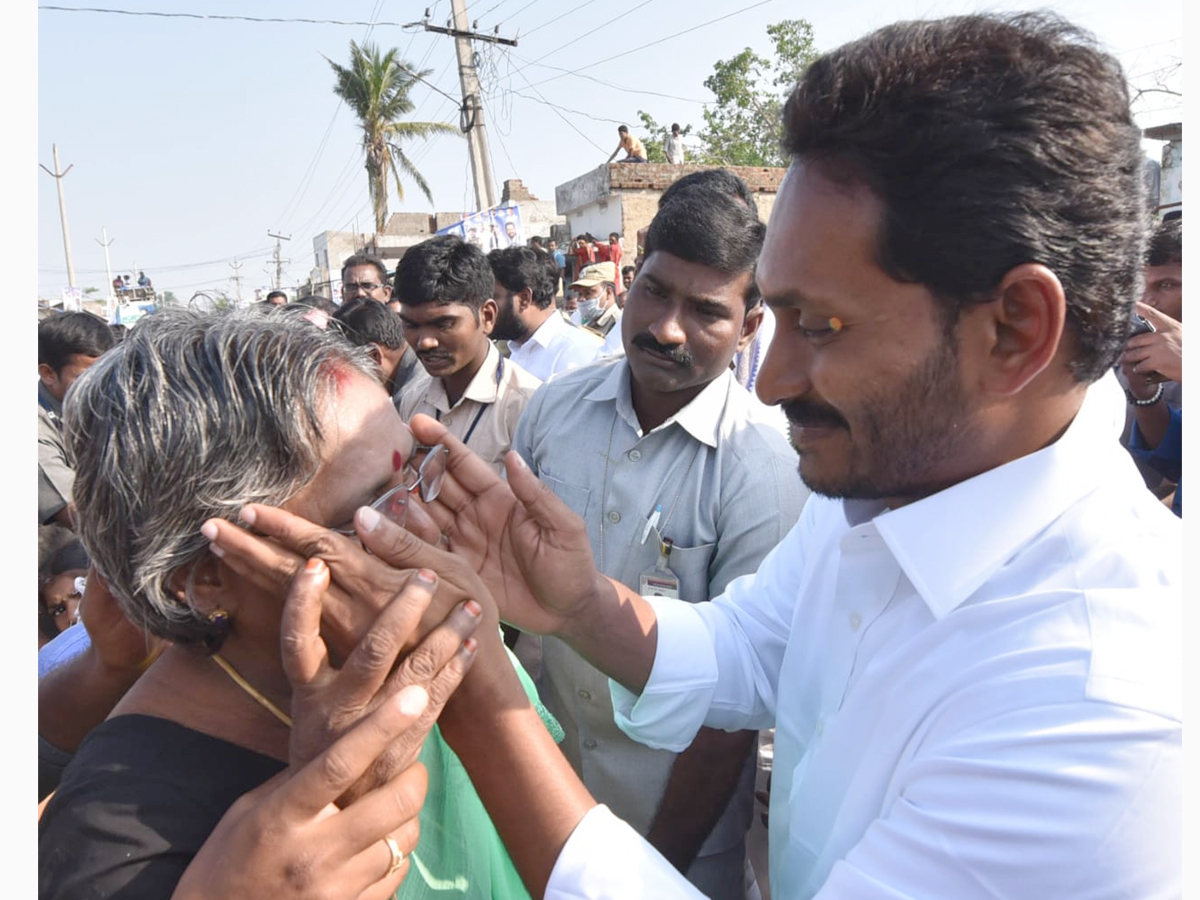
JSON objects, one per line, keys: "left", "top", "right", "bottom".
{"left": 393, "top": 450, "right": 403, "bottom": 472}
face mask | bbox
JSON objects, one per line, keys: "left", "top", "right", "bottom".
{"left": 578, "top": 297, "right": 600, "bottom": 321}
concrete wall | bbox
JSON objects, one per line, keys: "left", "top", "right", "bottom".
{"left": 556, "top": 165, "right": 611, "bottom": 215}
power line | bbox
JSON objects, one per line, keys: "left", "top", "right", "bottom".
{"left": 517, "top": 0, "right": 604, "bottom": 39}
{"left": 509, "top": 52, "right": 708, "bottom": 103}
{"left": 494, "top": 0, "right": 544, "bottom": 28}
{"left": 524, "top": 0, "right": 777, "bottom": 90}
{"left": 515, "top": 0, "right": 661, "bottom": 70}
{"left": 509, "top": 65, "right": 606, "bottom": 152}
{"left": 38, "top": 6, "right": 426, "bottom": 27}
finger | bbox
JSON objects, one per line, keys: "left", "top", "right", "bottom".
{"left": 1136, "top": 301, "right": 1179, "bottom": 328}
{"left": 326, "top": 758, "right": 428, "bottom": 855}
{"left": 280, "top": 684, "right": 432, "bottom": 818}
{"left": 505, "top": 450, "right": 584, "bottom": 535}
{"left": 202, "top": 517, "right": 310, "bottom": 597}
{"left": 349, "top": 821, "right": 422, "bottom": 900}
{"left": 357, "top": 504, "right": 464, "bottom": 576}
{"left": 399, "top": 496, "right": 443, "bottom": 547}
{"left": 238, "top": 504, "right": 359, "bottom": 564}
{"left": 337, "top": 570, "right": 441, "bottom": 706}
{"left": 280, "top": 558, "right": 332, "bottom": 688}
{"left": 408, "top": 413, "right": 508, "bottom": 502}
{"left": 387, "top": 601, "right": 482, "bottom": 698}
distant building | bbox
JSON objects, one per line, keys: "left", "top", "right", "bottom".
{"left": 1143, "top": 122, "right": 1182, "bottom": 217}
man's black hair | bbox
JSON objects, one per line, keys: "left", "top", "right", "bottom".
{"left": 658, "top": 168, "right": 756, "bottom": 211}
{"left": 782, "top": 12, "right": 1146, "bottom": 383}
{"left": 618, "top": 125, "right": 629, "bottom": 134}
{"left": 489, "top": 246, "right": 558, "bottom": 311}
{"left": 38, "top": 312, "right": 115, "bottom": 372}
{"left": 265, "top": 290, "right": 287, "bottom": 303}
{"left": 331, "top": 297, "right": 406, "bottom": 350}
{"left": 393, "top": 234, "right": 494, "bottom": 317}
{"left": 340, "top": 253, "right": 390, "bottom": 285}
{"left": 295, "top": 295, "right": 340, "bottom": 315}
{"left": 644, "top": 186, "right": 766, "bottom": 309}
{"left": 1147, "top": 217, "right": 1182, "bottom": 267}
{"left": 622, "top": 265, "right": 636, "bottom": 277}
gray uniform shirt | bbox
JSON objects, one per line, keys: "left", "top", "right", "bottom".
{"left": 39, "top": 382, "right": 73, "bottom": 524}
{"left": 512, "top": 357, "right": 808, "bottom": 858}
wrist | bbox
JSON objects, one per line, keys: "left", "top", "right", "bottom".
{"left": 1125, "top": 382, "right": 1164, "bottom": 406}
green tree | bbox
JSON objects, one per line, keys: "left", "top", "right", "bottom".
{"left": 327, "top": 41, "right": 459, "bottom": 233}
{"left": 699, "top": 19, "right": 819, "bottom": 167}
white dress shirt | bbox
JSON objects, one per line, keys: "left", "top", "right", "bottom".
{"left": 507, "top": 310, "right": 602, "bottom": 382}
{"left": 546, "top": 373, "right": 1182, "bottom": 899}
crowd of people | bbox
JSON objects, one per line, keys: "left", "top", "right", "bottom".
{"left": 38, "top": 11, "right": 1181, "bottom": 900}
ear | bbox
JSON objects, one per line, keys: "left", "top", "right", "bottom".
{"left": 166, "top": 551, "right": 228, "bottom": 614}
{"left": 735, "top": 305, "right": 765, "bottom": 353}
{"left": 516, "top": 287, "right": 536, "bottom": 313}
{"left": 479, "top": 298, "right": 498, "bottom": 336}
{"left": 966, "top": 263, "right": 1067, "bottom": 397}
{"left": 38, "top": 363, "right": 58, "bottom": 388}
{"left": 366, "top": 343, "right": 384, "bottom": 366}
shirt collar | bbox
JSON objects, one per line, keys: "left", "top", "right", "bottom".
{"left": 870, "top": 372, "right": 1131, "bottom": 619}
{"left": 512, "top": 310, "right": 566, "bottom": 352}
{"left": 583, "top": 358, "right": 733, "bottom": 448}
{"left": 426, "top": 341, "right": 503, "bottom": 411}
{"left": 38, "top": 381, "right": 63, "bottom": 417}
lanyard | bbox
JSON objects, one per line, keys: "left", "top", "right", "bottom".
{"left": 435, "top": 354, "right": 504, "bottom": 447}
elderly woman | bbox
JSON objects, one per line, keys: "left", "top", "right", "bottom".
{"left": 37, "top": 308, "right": 515, "bottom": 899}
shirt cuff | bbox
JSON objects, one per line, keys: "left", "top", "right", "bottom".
{"left": 546, "top": 805, "right": 709, "bottom": 900}
{"left": 610, "top": 596, "right": 718, "bottom": 753}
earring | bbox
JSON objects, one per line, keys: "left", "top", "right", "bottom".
{"left": 207, "top": 609, "right": 231, "bottom": 628}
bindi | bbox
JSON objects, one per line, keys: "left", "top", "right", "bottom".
{"left": 393, "top": 450, "right": 403, "bottom": 472}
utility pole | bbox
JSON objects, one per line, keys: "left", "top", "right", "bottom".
{"left": 424, "top": 1, "right": 515, "bottom": 212}
{"left": 40, "top": 144, "right": 78, "bottom": 289}
{"left": 267, "top": 231, "right": 291, "bottom": 290}
{"left": 96, "top": 227, "right": 115, "bottom": 322}
{"left": 229, "top": 259, "right": 244, "bottom": 304}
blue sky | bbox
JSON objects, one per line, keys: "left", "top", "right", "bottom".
{"left": 36, "top": 0, "right": 1182, "bottom": 303}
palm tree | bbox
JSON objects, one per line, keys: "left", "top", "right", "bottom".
{"left": 327, "top": 41, "right": 458, "bottom": 233}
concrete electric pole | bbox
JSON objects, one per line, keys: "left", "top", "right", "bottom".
{"left": 96, "top": 227, "right": 115, "bottom": 321}
{"left": 229, "top": 258, "right": 244, "bottom": 304}
{"left": 424, "top": 1, "right": 516, "bottom": 212}
{"left": 267, "top": 231, "right": 291, "bottom": 290}
{"left": 40, "top": 144, "right": 78, "bottom": 289}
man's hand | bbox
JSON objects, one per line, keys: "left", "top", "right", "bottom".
{"left": 1121, "top": 302, "right": 1183, "bottom": 387}
{"left": 202, "top": 505, "right": 492, "bottom": 661}
{"left": 284, "top": 558, "right": 480, "bottom": 805}
{"left": 405, "top": 413, "right": 604, "bottom": 637}
{"left": 171, "top": 684, "right": 435, "bottom": 900}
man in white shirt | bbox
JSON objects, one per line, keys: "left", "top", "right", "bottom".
{"left": 665, "top": 123, "right": 685, "bottom": 165}
{"left": 389, "top": 12, "right": 1181, "bottom": 900}
{"left": 207, "top": 12, "right": 1181, "bottom": 900}
{"left": 489, "top": 245, "right": 601, "bottom": 381}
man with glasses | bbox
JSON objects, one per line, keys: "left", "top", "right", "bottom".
{"left": 340, "top": 253, "right": 393, "bottom": 305}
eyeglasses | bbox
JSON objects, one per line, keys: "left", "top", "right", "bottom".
{"left": 334, "top": 443, "right": 448, "bottom": 535}
{"left": 343, "top": 281, "right": 386, "bottom": 294}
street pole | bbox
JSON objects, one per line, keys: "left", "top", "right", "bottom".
{"left": 230, "top": 258, "right": 243, "bottom": 304}
{"left": 97, "top": 227, "right": 115, "bottom": 322}
{"left": 40, "top": 144, "right": 77, "bottom": 289}
{"left": 267, "top": 231, "right": 291, "bottom": 290}
{"left": 426, "top": 0, "right": 514, "bottom": 212}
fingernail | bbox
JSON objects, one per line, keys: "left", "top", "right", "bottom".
{"left": 397, "top": 685, "right": 429, "bottom": 717}
{"left": 208, "top": 543, "right": 225, "bottom": 559}
{"left": 414, "top": 568, "right": 437, "bottom": 586}
{"left": 459, "top": 637, "right": 479, "bottom": 658}
{"left": 239, "top": 507, "right": 257, "bottom": 526}
{"left": 512, "top": 452, "right": 529, "bottom": 470}
{"left": 305, "top": 558, "right": 326, "bottom": 573}
{"left": 200, "top": 522, "right": 217, "bottom": 541}
{"left": 464, "top": 599, "right": 482, "bottom": 617}
{"left": 357, "top": 505, "right": 383, "bottom": 532}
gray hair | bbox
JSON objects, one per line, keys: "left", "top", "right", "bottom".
{"left": 63, "top": 306, "right": 377, "bottom": 649}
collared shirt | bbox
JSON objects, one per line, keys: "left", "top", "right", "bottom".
{"left": 544, "top": 373, "right": 1182, "bottom": 898}
{"left": 398, "top": 341, "right": 542, "bottom": 475}
{"left": 388, "top": 347, "right": 424, "bottom": 410}
{"left": 39, "top": 381, "right": 73, "bottom": 524}
{"left": 508, "top": 311, "right": 603, "bottom": 382}
{"left": 514, "top": 358, "right": 808, "bottom": 859}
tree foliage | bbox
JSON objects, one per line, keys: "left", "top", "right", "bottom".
{"left": 699, "top": 19, "right": 818, "bottom": 167}
{"left": 328, "top": 41, "right": 459, "bottom": 233}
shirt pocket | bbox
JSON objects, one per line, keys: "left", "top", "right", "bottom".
{"left": 638, "top": 524, "right": 715, "bottom": 602}
{"left": 540, "top": 473, "right": 592, "bottom": 522}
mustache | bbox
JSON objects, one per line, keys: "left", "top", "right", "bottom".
{"left": 781, "top": 399, "right": 847, "bottom": 429}
{"left": 418, "top": 351, "right": 453, "bottom": 363}
{"left": 631, "top": 332, "right": 694, "bottom": 367}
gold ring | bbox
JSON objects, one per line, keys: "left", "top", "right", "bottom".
{"left": 384, "top": 836, "right": 404, "bottom": 877}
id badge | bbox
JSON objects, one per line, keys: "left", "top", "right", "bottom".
{"left": 639, "top": 538, "right": 681, "bottom": 599}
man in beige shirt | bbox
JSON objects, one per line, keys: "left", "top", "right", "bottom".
{"left": 395, "top": 234, "right": 542, "bottom": 475}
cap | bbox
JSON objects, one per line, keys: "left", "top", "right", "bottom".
{"left": 570, "top": 261, "right": 617, "bottom": 288}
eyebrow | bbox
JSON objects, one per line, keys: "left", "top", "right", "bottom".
{"left": 643, "top": 274, "right": 734, "bottom": 316}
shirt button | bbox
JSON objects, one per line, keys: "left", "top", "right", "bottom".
{"left": 608, "top": 510, "right": 621, "bottom": 524}
{"left": 578, "top": 689, "right": 592, "bottom": 701}
{"left": 628, "top": 449, "right": 641, "bottom": 461}
{"left": 849, "top": 612, "right": 862, "bottom": 631}
{"left": 583, "top": 738, "right": 598, "bottom": 750}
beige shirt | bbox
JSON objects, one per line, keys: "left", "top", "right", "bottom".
{"left": 398, "top": 341, "right": 542, "bottom": 475}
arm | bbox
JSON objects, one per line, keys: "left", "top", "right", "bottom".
{"left": 606, "top": 143, "right": 622, "bottom": 163}
{"left": 1120, "top": 302, "right": 1182, "bottom": 450}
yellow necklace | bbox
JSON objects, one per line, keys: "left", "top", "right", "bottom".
{"left": 211, "top": 652, "right": 293, "bottom": 727}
